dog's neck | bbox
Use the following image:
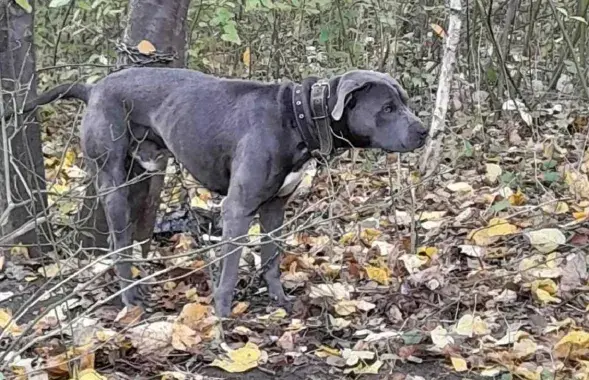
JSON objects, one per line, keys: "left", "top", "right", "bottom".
{"left": 283, "top": 77, "right": 371, "bottom": 159}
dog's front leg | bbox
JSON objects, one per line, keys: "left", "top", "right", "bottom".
{"left": 259, "top": 196, "right": 292, "bottom": 310}
{"left": 214, "top": 197, "right": 254, "bottom": 317}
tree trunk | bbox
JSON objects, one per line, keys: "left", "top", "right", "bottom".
{"left": 0, "top": 1, "right": 49, "bottom": 257}
{"left": 76, "top": 0, "right": 191, "bottom": 256}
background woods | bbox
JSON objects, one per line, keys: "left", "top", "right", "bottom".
{"left": 0, "top": 0, "right": 588, "bottom": 379}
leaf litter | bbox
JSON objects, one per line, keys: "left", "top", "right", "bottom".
{"left": 3, "top": 85, "right": 589, "bottom": 380}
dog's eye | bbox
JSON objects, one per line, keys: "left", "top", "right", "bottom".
{"left": 383, "top": 105, "right": 394, "bottom": 113}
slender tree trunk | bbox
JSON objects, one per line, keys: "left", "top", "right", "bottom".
{"left": 76, "top": 0, "right": 191, "bottom": 256}
{"left": 0, "top": 1, "right": 50, "bottom": 257}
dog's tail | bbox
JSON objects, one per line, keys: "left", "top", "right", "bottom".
{"left": 1, "top": 82, "right": 92, "bottom": 119}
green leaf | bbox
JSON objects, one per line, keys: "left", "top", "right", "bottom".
{"left": 14, "top": 0, "right": 32, "bottom": 13}
{"left": 542, "top": 171, "right": 560, "bottom": 183}
{"left": 556, "top": 7, "right": 568, "bottom": 17}
{"left": 49, "top": 0, "right": 72, "bottom": 7}
{"left": 542, "top": 159, "right": 557, "bottom": 170}
{"left": 500, "top": 171, "right": 515, "bottom": 184}
{"left": 221, "top": 23, "right": 241, "bottom": 45}
{"left": 492, "top": 199, "right": 511, "bottom": 213}
{"left": 462, "top": 140, "right": 473, "bottom": 157}
{"left": 319, "top": 26, "right": 330, "bottom": 44}
{"left": 402, "top": 329, "right": 423, "bottom": 345}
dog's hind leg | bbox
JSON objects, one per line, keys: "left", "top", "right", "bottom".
{"left": 82, "top": 104, "right": 143, "bottom": 307}
{"left": 259, "top": 196, "right": 292, "bottom": 311}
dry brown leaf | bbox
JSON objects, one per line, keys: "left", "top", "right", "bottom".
{"left": 137, "top": 40, "right": 156, "bottom": 55}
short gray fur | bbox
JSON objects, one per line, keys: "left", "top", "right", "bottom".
{"left": 5, "top": 67, "right": 427, "bottom": 317}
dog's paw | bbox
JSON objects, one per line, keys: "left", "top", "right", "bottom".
{"left": 214, "top": 290, "right": 233, "bottom": 318}
{"left": 120, "top": 282, "right": 146, "bottom": 308}
{"left": 267, "top": 283, "right": 294, "bottom": 312}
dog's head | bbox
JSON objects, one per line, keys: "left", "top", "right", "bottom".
{"left": 330, "top": 70, "right": 427, "bottom": 153}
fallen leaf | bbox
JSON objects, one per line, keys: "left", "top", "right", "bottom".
{"left": 334, "top": 300, "right": 357, "bottom": 316}
{"left": 70, "top": 369, "right": 106, "bottom": 380}
{"left": 525, "top": 228, "right": 566, "bottom": 253}
{"left": 137, "top": 40, "right": 156, "bottom": 55}
{"left": 171, "top": 322, "right": 200, "bottom": 351}
{"left": 450, "top": 356, "right": 468, "bottom": 372}
{"left": 364, "top": 265, "right": 390, "bottom": 285}
{"left": 447, "top": 182, "right": 473, "bottom": 193}
{"left": 513, "top": 336, "right": 537, "bottom": 359}
{"left": 430, "top": 325, "right": 453, "bottom": 348}
{"left": 454, "top": 314, "right": 488, "bottom": 337}
{"left": 531, "top": 279, "right": 561, "bottom": 304}
{"left": 542, "top": 201, "right": 569, "bottom": 215}
{"left": 309, "top": 283, "right": 352, "bottom": 300}
{"left": 341, "top": 349, "right": 375, "bottom": 366}
{"left": 430, "top": 23, "right": 447, "bottom": 38}
{"left": 0, "top": 309, "right": 22, "bottom": 336}
{"left": 469, "top": 218, "right": 519, "bottom": 246}
{"left": 485, "top": 163, "right": 502, "bottom": 183}
{"left": 211, "top": 342, "right": 263, "bottom": 373}
{"left": 345, "top": 360, "right": 383, "bottom": 375}
{"left": 553, "top": 330, "right": 589, "bottom": 359}
{"left": 242, "top": 47, "right": 251, "bottom": 67}
{"left": 128, "top": 321, "right": 174, "bottom": 356}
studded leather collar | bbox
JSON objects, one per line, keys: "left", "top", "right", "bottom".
{"left": 291, "top": 79, "right": 334, "bottom": 158}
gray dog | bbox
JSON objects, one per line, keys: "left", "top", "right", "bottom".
{"left": 6, "top": 67, "right": 427, "bottom": 317}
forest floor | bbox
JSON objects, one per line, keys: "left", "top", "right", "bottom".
{"left": 1, "top": 95, "right": 588, "bottom": 380}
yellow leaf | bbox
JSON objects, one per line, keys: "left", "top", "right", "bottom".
{"left": 360, "top": 228, "right": 381, "bottom": 245}
{"left": 63, "top": 149, "right": 77, "bottom": 168}
{"left": 15, "top": 0, "right": 32, "bottom": 13}
{"left": 248, "top": 223, "right": 260, "bottom": 238}
{"left": 469, "top": 218, "right": 518, "bottom": 246}
{"left": 10, "top": 243, "right": 29, "bottom": 257}
{"left": 451, "top": 356, "right": 468, "bottom": 372}
{"left": 531, "top": 279, "right": 560, "bottom": 304}
{"left": 417, "top": 246, "right": 438, "bottom": 260}
{"left": 508, "top": 188, "right": 526, "bottom": 205}
{"left": 487, "top": 218, "right": 519, "bottom": 236}
{"left": 339, "top": 231, "right": 356, "bottom": 245}
{"left": 364, "top": 265, "right": 390, "bottom": 285}
{"left": 0, "top": 309, "right": 22, "bottom": 336}
{"left": 137, "top": 40, "right": 156, "bottom": 55}
{"left": 190, "top": 195, "right": 209, "bottom": 210}
{"left": 430, "top": 23, "right": 447, "bottom": 38}
{"left": 454, "top": 314, "right": 488, "bottom": 337}
{"left": 542, "top": 201, "right": 569, "bottom": 215}
{"left": 231, "top": 302, "right": 249, "bottom": 316}
{"left": 242, "top": 47, "right": 251, "bottom": 67}
{"left": 554, "top": 330, "right": 589, "bottom": 358}
{"left": 573, "top": 210, "right": 589, "bottom": 221}
{"left": 315, "top": 345, "right": 340, "bottom": 358}
{"left": 70, "top": 369, "right": 106, "bottom": 380}
{"left": 131, "top": 266, "right": 141, "bottom": 278}
{"left": 257, "top": 308, "right": 287, "bottom": 321}
{"left": 211, "top": 342, "right": 263, "bottom": 373}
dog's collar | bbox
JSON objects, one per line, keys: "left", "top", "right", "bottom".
{"left": 292, "top": 80, "right": 333, "bottom": 158}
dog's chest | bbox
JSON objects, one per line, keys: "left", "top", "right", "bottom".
{"left": 277, "top": 161, "right": 314, "bottom": 197}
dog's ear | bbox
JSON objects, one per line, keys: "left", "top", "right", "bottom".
{"left": 331, "top": 71, "right": 409, "bottom": 121}
{"left": 331, "top": 75, "right": 373, "bottom": 121}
